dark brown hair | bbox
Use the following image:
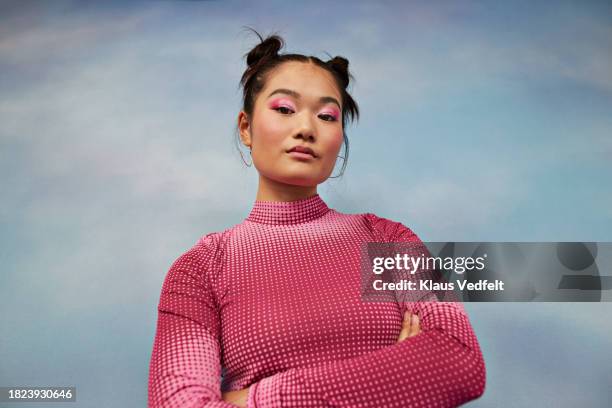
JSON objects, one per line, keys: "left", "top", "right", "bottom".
{"left": 236, "top": 27, "right": 359, "bottom": 178}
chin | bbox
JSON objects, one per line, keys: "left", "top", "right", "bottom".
{"left": 284, "top": 177, "right": 319, "bottom": 187}
{"left": 274, "top": 173, "right": 322, "bottom": 187}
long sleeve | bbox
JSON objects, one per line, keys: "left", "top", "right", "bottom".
{"left": 248, "top": 214, "right": 486, "bottom": 407}
{"left": 148, "top": 232, "right": 236, "bottom": 408}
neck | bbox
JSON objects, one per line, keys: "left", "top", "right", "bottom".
{"left": 246, "top": 189, "right": 330, "bottom": 225}
{"left": 256, "top": 173, "right": 318, "bottom": 202}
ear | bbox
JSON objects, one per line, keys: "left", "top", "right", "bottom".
{"left": 237, "top": 111, "right": 252, "bottom": 148}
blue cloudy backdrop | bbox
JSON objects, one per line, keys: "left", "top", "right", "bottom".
{"left": 1, "top": 0, "right": 611, "bottom": 407}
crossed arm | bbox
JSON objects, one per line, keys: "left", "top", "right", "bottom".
{"left": 149, "top": 277, "right": 484, "bottom": 407}
{"left": 222, "top": 310, "right": 423, "bottom": 406}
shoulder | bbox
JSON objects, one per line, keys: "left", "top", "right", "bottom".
{"left": 195, "top": 230, "right": 225, "bottom": 251}
{"left": 359, "top": 212, "right": 422, "bottom": 243}
{"left": 169, "top": 229, "right": 230, "bottom": 273}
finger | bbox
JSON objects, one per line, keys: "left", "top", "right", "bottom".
{"left": 397, "top": 311, "right": 412, "bottom": 342}
{"left": 408, "top": 313, "right": 421, "bottom": 338}
{"left": 398, "top": 312, "right": 410, "bottom": 341}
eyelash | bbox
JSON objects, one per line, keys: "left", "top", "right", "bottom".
{"left": 273, "top": 106, "right": 338, "bottom": 122}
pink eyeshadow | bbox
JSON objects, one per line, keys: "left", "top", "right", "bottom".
{"left": 322, "top": 108, "right": 340, "bottom": 120}
{"left": 269, "top": 98, "right": 294, "bottom": 109}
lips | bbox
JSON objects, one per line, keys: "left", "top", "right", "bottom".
{"left": 287, "top": 145, "right": 316, "bottom": 157}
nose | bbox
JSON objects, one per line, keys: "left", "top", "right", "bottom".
{"left": 293, "top": 112, "right": 316, "bottom": 142}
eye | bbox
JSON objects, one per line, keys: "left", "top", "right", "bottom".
{"left": 319, "top": 114, "right": 338, "bottom": 122}
{"left": 273, "top": 106, "right": 294, "bottom": 115}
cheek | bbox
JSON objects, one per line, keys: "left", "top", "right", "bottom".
{"left": 325, "top": 130, "right": 344, "bottom": 154}
{"left": 254, "top": 111, "right": 287, "bottom": 145}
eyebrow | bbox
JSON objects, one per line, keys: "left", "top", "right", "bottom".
{"left": 267, "top": 88, "right": 341, "bottom": 110}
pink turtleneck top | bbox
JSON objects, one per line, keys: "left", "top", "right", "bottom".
{"left": 148, "top": 194, "right": 486, "bottom": 407}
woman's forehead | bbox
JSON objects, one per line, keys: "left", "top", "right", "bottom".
{"left": 264, "top": 62, "right": 340, "bottom": 100}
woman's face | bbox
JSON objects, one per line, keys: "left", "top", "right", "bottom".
{"left": 239, "top": 61, "right": 344, "bottom": 187}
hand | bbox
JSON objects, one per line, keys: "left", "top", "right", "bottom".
{"left": 222, "top": 385, "right": 251, "bottom": 407}
{"left": 397, "top": 310, "right": 421, "bottom": 343}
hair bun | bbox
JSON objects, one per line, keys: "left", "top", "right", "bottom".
{"left": 246, "top": 35, "right": 284, "bottom": 68}
{"left": 326, "top": 56, "right": 350, "bottom": 89}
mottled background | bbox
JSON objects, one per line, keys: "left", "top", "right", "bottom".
{"left": 1, "top": 0, "right": 611, "bottom": 406}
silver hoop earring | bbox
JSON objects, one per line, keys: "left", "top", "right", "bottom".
{"left": 328, "top": 154, "right": 346, "bottom": 179}
{"left": 240, "top": 149, "right": 253, "bottom": 167}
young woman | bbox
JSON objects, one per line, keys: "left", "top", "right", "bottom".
{"left": 148, "top": 29, "right": 486, "bottom": 407}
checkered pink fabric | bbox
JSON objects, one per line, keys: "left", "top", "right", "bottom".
{"left": 148, "top": 194, "right": 486, "bottom": 407}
